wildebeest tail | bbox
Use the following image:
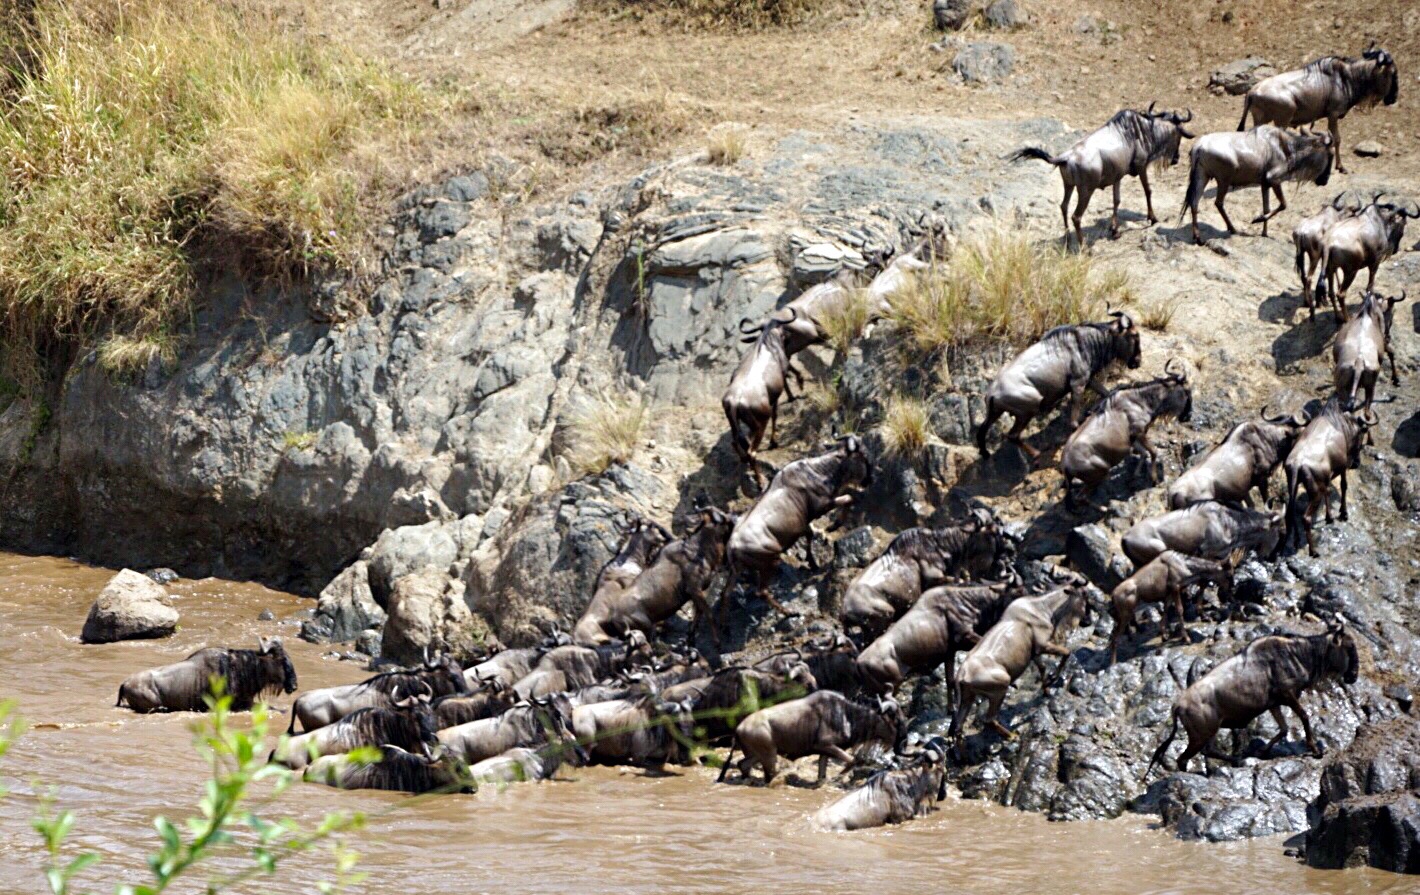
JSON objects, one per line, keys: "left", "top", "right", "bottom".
{"left": 1179, "top": 151, "right": 1208, "bottom": 224}
{"left": 115, "top": 683, "right": 128, "bottom": 708}
{"left": 974, "top": 396, "right": 994, "bottom": 455}
{"left": 1143, "top": 709, "right": 1180, "bottom": 782}
{"left": 286, "top": 705, "right": 301, "bottom": 735}
{"left": 1314, "top": 246, "right": 1330, "bottom": 305}
{"left": 1236, "top": 95, "right": 1251, "bottom": 131}
{"left": 724, "top": 404, "right": 751, "bottom": 462}
{"left": 1007, "top": 146, "right": 1061, "bottom": 166}
{"left": 1294, "top": 240, "right": 1306, "bottom": 296}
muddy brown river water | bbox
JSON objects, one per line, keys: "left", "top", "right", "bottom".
{"left": 0, "top": 550, "right": 1412, "bottom": 894}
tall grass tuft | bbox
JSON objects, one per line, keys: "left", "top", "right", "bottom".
{"left": 705, "top": 124, "right": 748, "bottom": 165}
{"left": 889, "top": 227, "right": 1134, "bottom": 359}
{"left": 563, "top": 393, "right": 649, "bottom": 476}
{"left": 816, "top": 290, "right": 872, "bottom": 355}
{"left": 879, "top": 395, "right": 932, "bottom": 459}
{"left": 0, "top": 0, "right": 426, "bottom": 386}
{"left": 97, "top": 332, "right": 177, "bottom": 378}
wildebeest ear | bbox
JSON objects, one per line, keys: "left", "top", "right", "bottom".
{"left": 257, "top": 636, "right": 271, "bottom": 653}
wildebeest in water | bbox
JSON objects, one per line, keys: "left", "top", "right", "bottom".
{"left": 116, "top": 637, "right": 297, "bottom": 713}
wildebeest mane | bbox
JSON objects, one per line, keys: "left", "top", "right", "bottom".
{"left": 357, "top": 746, "right": 471, "bottom": 794}
{"left": 1104, "top": 109, "right": 1178, "bottom": 165}
{"left": 184, "top": 646, "right": 295, "bottom": 710}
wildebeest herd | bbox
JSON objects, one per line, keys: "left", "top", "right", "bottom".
{"left": 115, "top": 44, "right": 1399, "bottom": 834}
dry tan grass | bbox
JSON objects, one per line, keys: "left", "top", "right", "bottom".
{"left": 0, "top": 0, "right": 429, "bottom": 385}
{"left": 97, "top": 333, "right": 177, "bottom": 378}
{"left": 889, "top": 227, "right": 1134, "bottom": 359}
{"left": 815, "top": 290, "right": 873, "bottom": 355}
{"left": 562, "top": 393, "right": 649, "bottom": 475}
{"left": 705, "top": 124, "right": 749, "bottom": 165}
{"left": 879, "top": 394, "right": 932, "bottom": 458}
{"left": 1138, "top": 298, "right": 1178, "bottom": 332}
{"left": 533, "top": 95, "right": 693, "bottom": 166}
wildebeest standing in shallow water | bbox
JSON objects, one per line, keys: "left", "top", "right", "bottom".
{"left": 288, "top": 652, "right": 468, "bottom": 733}
{"left": 304, "top": 745, "right": 472, "bottom": 794}
{"left": 718, "top": 690, "right": 906, "bottom": 786}
{"left": 116, "top": 637, "right": 297, "bottom": 713}
{"left": 1146, "top": 620, "right": 1360, "bottom": 776}
{"left": 273, "top": 684, "right": 439, "bottom": 770}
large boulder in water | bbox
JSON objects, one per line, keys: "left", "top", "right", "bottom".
{"left": 80, "top": 569, "right": 179, "bottom": 643}
{"left": 1304, "top": 716, "right": 1420, "bottom": 872}
{"left": 300, "top": 560, "right": 386, "bottom": 644}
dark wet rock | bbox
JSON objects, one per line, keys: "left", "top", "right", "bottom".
{"left": 1304, "top": 716, "right": 1420, "bottom": 871}
{"left": 81, "top": 569, "right": 179, "bottom": 643}
{"left": 144, "top": 568, "right": 179, "bottom": 585}
{"left": 301, "top": 560, "right": 387, "bottom": 644}
{"left": 1066, "top": 523, "right": 1122, "bottom": 591}
{"left": 953, "top": 42, "right": 1015, "bottom": 85}
{"left": 1208, "top": 57, "right": 1276, "bottom": 95}
{"left": 833, "top": 526, "right": 878, "bottom": 570}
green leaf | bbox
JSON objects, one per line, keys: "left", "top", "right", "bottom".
{"left": 154, "top": 816, "right": 180, "bottom": 851}
{"left": 66, "top": 853, "right": 100, "bottom": 876}
{"left": 45, "top": 867, "right": 64, "bottom": 895}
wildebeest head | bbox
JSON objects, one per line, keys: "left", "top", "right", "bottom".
{"left": 1323, "top": 617, "right": 1361, "bottom": 684}
{"left": 827, "top": 432, "right": 874, "bottom": 488}
{"left": 876, "top": 696, "right": 910, "bottom": 752}
{"left": 1291, "top": 131, "right": 1334, "bottom": 187}
{"left": 1160, "top": 358, "right": 1193, "bottom": 423}
{"left": 1107, "top": 308, "right": 1142, "bottom": 369}
{"left": 1360, "top": 43, "right": 1399, "bottom": 106}
{"left": 1142, "top": 102, "right": 1195, "bottom": 165}
{"left": 257, "top": 636, "right": 299, "bottom": 694}
{"left": 421, "top": 650, "right": 471, "bottom": 695}
{"left": 686, "top": 501, "right": 737, "bottom": 546}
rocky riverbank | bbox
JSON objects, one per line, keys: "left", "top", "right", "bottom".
{"left": 4, "top": 109, "right": 1419, "bottom": 856}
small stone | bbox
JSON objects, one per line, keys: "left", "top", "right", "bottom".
{"left": 1353, "top": 141, "right": 1383, "bottom": 158}
{"left": 983, "top": 0, "right": 1024, "bottom": 30}
{"left": 258, "top": 609, "right": 275, "bottom": 621}
{"left": 1209, "top": 57, "right": 1276, "bottom": 95}
{"left": 144, "top": 568, "right": 179, "bottom": 585}
{"left": 1074, "top": 14, "right": 1097, "bottom": 33}
{"left": 953, "top": 41, "right": 1015, "bottom": 85}
{"left": 81, "top": 570, "right": 179, "bottom": 644}
{"left": 933, "top": 0, "right": 973, "bottom": 30}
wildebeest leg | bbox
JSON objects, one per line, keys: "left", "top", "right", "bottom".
{"left": 1262, "top": 705, "right": 1291, "bottom": 754}
{"left": 1072, "top": 186, "right": 1094, "bottom": 250}
{"left": 1388, "top": 344, "right": 1401, "bottom": 387}
{"left": 1172, "top": 584, "right": 1189, "bottom": 643}
{"left": 817, "top": 746, "right": 856, "bottom": 784}
{"left": 1060, "top": 182, "right": 1075, "bottom": 246}
{"left": 1136, "top": 432, "right": 1161, "bottom": 481}
{"left": 1004, "top": 412, "right": 1041, "bottom": 463}
{"left": 1336, "top": 269, "right": 1357, "bottom": 322}
{"left": 1252, "top": 179, "right": 1272, "bottom": 233}
{"left": 767, "top": 403, "right": 780, "bottom": 450}
{"left": 1139, "top": 168, "right": 1157, "bottom": 224}
{"left": 1338, "top": 468, "right": 1349, "bottom": 521}
{"left": 1365, "top": 263, "right": 1378, "bottom": 297}
{"left": 984, "top": 690, "right": 1012, "bottom": 740}
{"left": 1175, "top": 734, "right": 1205, "bottom": 775}
{"left": 1282, "top": 694, "right": 1322, "bottom": 757}
{"left": 1214, "top": 183, "right": 1237, "bottom": 235}
{"left": 1110, "top": 181, "right": 1122, "bottom": 238}
{"left": 1304, "top": 487, "right": 1322, "bottom": 557}
{"left": 1329, "top": 115, "right": 1344, "bottom": 174}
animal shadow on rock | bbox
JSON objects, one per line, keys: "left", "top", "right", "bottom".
{"left": 1392, "top": 409, "right": 1420, "bottom": 457}
{"left": 1271, "top": 312, "right": 1337, "bottom": 376}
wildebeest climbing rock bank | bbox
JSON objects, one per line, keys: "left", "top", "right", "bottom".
{"left": 6, "top": 107, "right": 1420, "bottom": 845}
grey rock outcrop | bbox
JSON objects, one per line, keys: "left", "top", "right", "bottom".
{"left": 382, "top": 568, "right": 489, "bottom": 664}
{"left": 953, "top": 42, "right": 1015, "bottom": 85}
{"left": 80, "top": 569, "right": 179, "bottom": 643}
{"left": 1208, "top": 57, "right": 1276, "bottom": 95}
{"left": 301, "top": 560, "right": 386, "bottom": 643}
{"left": 1304, "top": 716, "right": 1420, "bottom": 872}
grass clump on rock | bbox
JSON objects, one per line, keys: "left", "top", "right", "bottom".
{"left": 879, "top": 394, "right": 932, "bottom": 459}
{"left": 562, "top": 393, "right": 649, "bottom": 476}
{"left": 889, "top": 227, "right": 1134, "bottom": 360}
{"left": 0, "top": 0, "right": 427, "bottom": 385}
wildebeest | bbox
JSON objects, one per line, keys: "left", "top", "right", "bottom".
{"left": 1180, "top": 125, "right": 1333, "bottom": 244}
{"left": 1283, "top": 398, "right": 1377, "bottom": 556}
{"left": 1060, "top": 361, "right": 1193, "bottom": 510}
{"left": 1333, "top": 290, "right": 1405, "bottom": 411}
{"left": 288, "top": 653, "right": 468, "bottom": 734}
{"left": 274, "top": 685, "right": 439, "bottom": 770}
{"left": 662, "top": 661, "right": 817, "bottom": 742}
{"left": 116, "top": 637, "right": 297, "bottom": 713}
{"left": 431, "top": 680, "right": 519, "bottom": 729}
{"left": 777, "top": 268, "right": 864, "bottom": 356}
{"left": 465, "top": 645, "right": 546, "bottom": 690}
{"left": 810, "top": 738, "right": 949, "bottom": 831}
{"left": 855, "top": 581, "right": 1021, "bottom": 697}
{"left": 840, "top": 509, "right": 1013, "bottom": 636}
{"left": 1146, "top": 620, "right": 1360, "bottom": 776}
{"left": 722, "top": 435, "right": 873, "bottom": 629}
{"left": 1010, "top": 103, "right": 1194, "bottom": 247}
{"left": 1121, "top": 500, "right": 1284, "bottom": 569}
{"left": 1107, "top": 551, "right": 1236, "bottom": 663}
{"left": 467, "top": 745, "right": 564, "bottom": 786}
{"left": 724, "top": 311, "right": 805, "bottom": 486}
{"left": 718, "top": 691, "right": 906, "bottom": 786}
{"left": 573, "top": 517, "right": 673, "bottom": 645}
{"left": 437, "top": 695, "right": 584, "bottom": 766}
{"left": 950, "top": 583, "right": 1088, "bottom": 745}
{"left": 590, "top": 503, "right": 736, "bottom": 645}
{"left": 1167, "top": 407, "right": 1306, "bottom": 509}
{"left": 1293, "top": 194, "right": 1361, "bottom": 318}
{"left": 572, "top": 694, "right": 696, "bottom": 768}
{"left": 513, "top": 631, "right": 652, "bottom": 699}
{"left": 304, "top": 745, "right": 472, "bottom": 794}
{"left": 755, "top": 633, "right": 864, "bottom": 695}
{"left": 976, "top": 311, "right": 1142, "bottom": 462}
{"left": 1238, "top": 45, "right": 1400, "bottom": 174}
{"left": 1315, "top": 201, "right": 1418, "bottom": 320}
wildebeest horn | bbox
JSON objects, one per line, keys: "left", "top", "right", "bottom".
{"left": 1260, "top": 403, "right": 1291, "bottom": 425}
{"left": 738, "top": 317, "right": 760, "bottom": 336}
{"left": 1145, "top": 100, "right": 1157, "bottom": 116}
{"left": 1164, "top": 357, "right": 1183, "bottom": 378}
{"left": 1179, "top": 107, "right": 1193, "bottom": 123}
{"left": 1361, "top": 408, "right": 1380, "bottom": 428}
